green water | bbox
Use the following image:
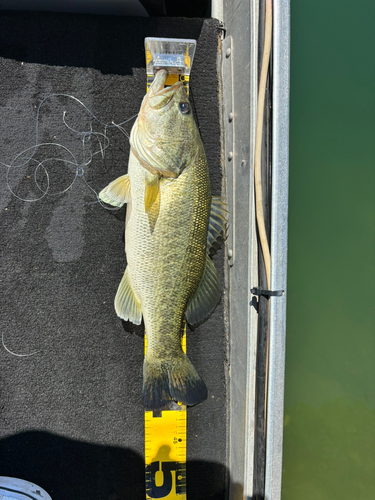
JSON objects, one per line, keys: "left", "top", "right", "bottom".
{"left": 282, "top": 1, "right": 375, "bottom": 498}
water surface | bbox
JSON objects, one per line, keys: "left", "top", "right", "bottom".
{"left": 283, "top": 1, "right": 375, "bottom": 498}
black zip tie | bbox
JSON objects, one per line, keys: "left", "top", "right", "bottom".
{"left": 218, "top": 22, "right": 227, "bottom": 37}
{"left": 251, "top": 287, "right": 284, "bottom": 297}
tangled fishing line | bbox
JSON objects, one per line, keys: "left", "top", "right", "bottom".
{"left": 1, "top": 93, "right": 137, "bottom": 208}
{"left": 1, "top": 94, "right": 137, "bottom": 357}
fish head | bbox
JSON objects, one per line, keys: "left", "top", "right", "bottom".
{"left": 130, "top": 69, "right": 202, "bottom": 178}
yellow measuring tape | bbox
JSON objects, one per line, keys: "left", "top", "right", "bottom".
{"left": 144, "top": 330, "right": 187, "bottom": 500}
{"left": 144, "top": 37, "right": 196, "bottom": 500}
{"left": 145, "top": 37, "right": 195, "bottom": 94}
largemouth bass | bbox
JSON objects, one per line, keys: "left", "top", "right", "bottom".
{"left": 100, "top": 70, "right": 226, "bottom": 410}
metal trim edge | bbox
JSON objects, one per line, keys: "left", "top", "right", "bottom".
{"left": 265, "top": 0, "right": 290, "bottom": 498}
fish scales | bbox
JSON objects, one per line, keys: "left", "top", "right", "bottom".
{"left": 127, "top": 151, "right": 210, "bottom": 355}
{"left": 99, "top": 70, "right": 225, "bottom": 409}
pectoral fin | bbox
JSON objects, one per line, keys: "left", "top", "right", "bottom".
{"left": 99, "top": 174, "right": 131, "bottom": 207}
{"left": 207, "top": 196, "right": 228, "bottom": 251}
{"left": 115, "top": 267, "right": 142, "bottom": 325}
{"left": 144, "top": 173, "right": 160, "bottom": 213}
{"left": 185, "top": 255, "right": 221, "bottom": 325}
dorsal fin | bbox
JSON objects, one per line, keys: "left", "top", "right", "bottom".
{"left": 185, "top": 254, "right": 221, "bottom": 325}
{"left": 207, "top": 196, "right": 228, "bottom": 251}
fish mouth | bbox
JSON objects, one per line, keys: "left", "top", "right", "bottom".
{"left": 150, "top": 69, "right": 184, "bottom": 97}
{"left": 130, "top": 69, "right": 191, "bottom": 178}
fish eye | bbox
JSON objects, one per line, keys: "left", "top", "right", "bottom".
{"left": 179, "top": 102, "right": 190, "bottom": 114}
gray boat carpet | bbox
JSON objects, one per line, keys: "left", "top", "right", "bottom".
{"left": 0, "top": 12, "right": 228, "bottom": 500}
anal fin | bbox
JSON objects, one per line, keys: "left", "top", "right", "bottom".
{"left": 115, "top": 267, "right": 142, "bottom": 325}
{"left": 185, "top": 254, "right": 221, "bottom": 325}
{"left": 99, "top": 174, "right": 131, "bottom": 207}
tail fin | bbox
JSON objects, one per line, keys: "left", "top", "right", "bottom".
{"left": 142, "top": 353, "right": 207, "bottom": 410}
